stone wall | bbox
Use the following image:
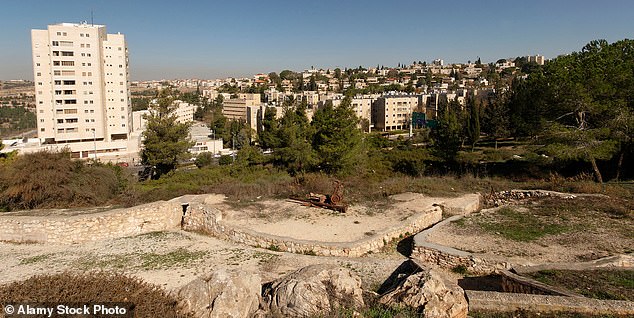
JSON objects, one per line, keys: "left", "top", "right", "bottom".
{"left": 411, "top": 215, "right": 511, "bottom": 274}
{"left": 499, "top": 270, "right": 580, "bottom": 297}
{"left": 0, "top": 200, "right": 182, "bottom": 244}
{"left": 182, "top": 201, "right": 442, "bottom": 257}
{"left": 466, "top": 290, "right": 634, "bottom": 316}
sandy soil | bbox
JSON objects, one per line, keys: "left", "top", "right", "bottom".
{"left": 0, "top": 230, "right": 405, "bottom": 291}
{"left": 221, "top": 200, "right": 422, "bottom": 242}
{"left": 218, "top": 192, "right": 453, "bottom": 243}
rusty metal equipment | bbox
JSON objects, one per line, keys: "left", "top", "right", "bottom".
{"left": 289, "top": 180, "right": 348, "bottom": 213}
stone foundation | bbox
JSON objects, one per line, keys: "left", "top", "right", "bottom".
{"left": 182, "top": 201, "right": 442, "bottom": 257}
{"left": 0, "top": 200, "right": 182, "bottom": 244}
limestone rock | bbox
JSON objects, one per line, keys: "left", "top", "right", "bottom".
{"left": 379, "top": 268, "right": 467, "bottom": 318}
{"left": 262, "top": 264, "right": 364, "bottom": 317}
{"left": 177, "top": 269, "right": 261, "bottom": 318}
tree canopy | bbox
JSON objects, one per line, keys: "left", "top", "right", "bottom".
{"left": 141, "top": 89, "right": 193, "bottom": 178}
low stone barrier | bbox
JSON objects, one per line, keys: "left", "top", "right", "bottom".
{"left": 411, "top": 215, "right": 511, "bottom": 274}
{"left": 499, "top": 270, "right": 580, "bottom": 297}
{"left": 182, "top": 201, "right": 442, "bottom": 257}
{"left": 466, "top": 290, "right": 634, "bottom": 316}
{"left": 0, "top": 200, "right": 182, "bottom": 244}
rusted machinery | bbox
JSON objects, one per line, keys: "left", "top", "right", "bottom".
{"left": 289, "top": 180, "right": 348, "bottom": 213}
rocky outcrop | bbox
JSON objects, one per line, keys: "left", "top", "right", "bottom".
{"left": 177, "top": 269, "right": 261, "bottom": 318}
{"left": 262, "top": 264, "right": 364, "bottom": 317}
{"left": 379, "top": 268, "right": 468, "bottom": 318}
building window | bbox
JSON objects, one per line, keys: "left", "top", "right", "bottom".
{"left": 61, "top": 51, "right": 73, "bottom": 56}
{"left": 53, "top": 61, "right": 60, "bottom": 66}
{"left": 54, "top": 70, "right": 61, "bottom": 76}
{"left": 41, "top": 128, "right": 45, "bottom": 132}
{"left": 52, "top": 41, "right": 59, "bottom": 46}
{"left": 63, "top": 108, "right": 77, "bottom": 114}
{"left": 57, "top": 119, "right": 63, "bottom": 123}
{"left": 61, "top": 61, "right": 74, "bottom": 66}
{"left": 61, "top": 70, "right": 75, "bottom": 76}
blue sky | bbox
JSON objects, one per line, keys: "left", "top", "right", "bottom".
{"left": 1, "top": 0, "right": 632, "bottom": 81}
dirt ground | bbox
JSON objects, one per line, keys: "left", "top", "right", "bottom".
{"left": 220, "top": 197, "right": 434, "bottom": 242}
{"left": 0, "top": 193, "right": 471, "bottom": 292}
{"left": 0, "top": 230, "right": 405, "bottom": 292}
{"left": 426, "top": 196, "right": 634, "bottom": 265}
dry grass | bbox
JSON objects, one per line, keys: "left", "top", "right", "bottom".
{"left": 0, "top": 272, "right": 190, "bottom": 318}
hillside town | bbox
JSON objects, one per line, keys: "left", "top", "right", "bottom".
{"left": 1, "top": 49, "right": 546, "bottom": 163}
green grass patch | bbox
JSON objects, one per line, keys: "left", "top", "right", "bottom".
{"left": 139, "top": 248, "right": 208, "bottom": 270}
{"left": 478, "top": 207, "right": 569, "bottom": 242}
{"left": 527, "top": 269, "right": 633, "bottom": 301}
{"left": 73, "top": 254, "right": 134, "bottom": 270}
{"left": 19, "top": 254, "right": 53, "bottom": 265}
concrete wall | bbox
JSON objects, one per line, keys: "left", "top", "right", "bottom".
{"left": 0, "top": 200, "right": 182, "bottom": 244}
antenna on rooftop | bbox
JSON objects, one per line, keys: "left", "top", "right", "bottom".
{"left": 91, "top": 10, "right": 94, "bottom": 26}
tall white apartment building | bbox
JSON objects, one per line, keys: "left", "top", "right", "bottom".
{"left": 31, "top": 22, "right": 135, "bottom": 160}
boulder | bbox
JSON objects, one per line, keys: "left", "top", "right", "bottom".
{"left": 177, "top": 269, "right": 261, "bottom": 318}
{"left": 379, "top": 268, "right": 467, "bottom": 318}
{"left": 262, "top": 264, "right": 364, "bottom": 317}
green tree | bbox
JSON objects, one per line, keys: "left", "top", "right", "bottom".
{"left": 482, "top": 92, "right": 510, "bottom": 140}
{"left": 258, "top": 107, "right": 280, "bottom": 150}
{"left": 432, "top": 95, "right": 461, "bottom": 162}
{"left": 274, "top": 100, "right": 315, "bottom": 174}
{"left": 466, "top": 96, "right": 481, "bottom": 150}
{"left": 311, "top": 97, "right": 362, "bottom": 174}
{"left": 141, "top": 89, "right": 193, "bottom": 178}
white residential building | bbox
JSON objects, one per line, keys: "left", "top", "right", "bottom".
{"left": 372, "top": 95, "right": 418, "bottom": 131}
{"left": 31, "top": 22, "right": 136, "bottom": 161}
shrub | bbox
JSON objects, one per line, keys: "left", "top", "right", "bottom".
{"left": 218, "top": 155, "right": 233, "bottom": 165}
{"left": 0, "top": 150, "right": 127, "bottom": 210}
{"left": 194, "top": 152, "right": 214, "bottom": 168}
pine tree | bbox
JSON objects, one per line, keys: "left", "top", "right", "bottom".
{"left": 141, "top": 89, "right": 193, "bottom": 178}
{"left": 311, "top": 97, "right": 362, "bottom": 174}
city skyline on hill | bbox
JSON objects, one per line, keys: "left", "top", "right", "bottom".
{"left": 1, "top": 0, "right": 633, "bottom": 81}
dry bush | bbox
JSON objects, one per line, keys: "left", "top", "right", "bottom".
{"left": 0, "top": 272, "right": 190, "bottom": 318}
{"left": 0, "top": 150, "right": 128, "bottom": 210}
